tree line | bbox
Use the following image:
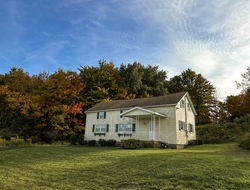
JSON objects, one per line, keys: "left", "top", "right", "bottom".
{"left": 0, "top": 60, "right": 249, "bottom": 143}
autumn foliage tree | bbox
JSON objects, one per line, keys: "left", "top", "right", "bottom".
{"left": 226, "top": 67, "right": 250, "bottom": 120}
{"left": 0, "top": 68, "right": 85, "bottom": 143}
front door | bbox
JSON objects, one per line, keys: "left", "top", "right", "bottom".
{"left": 148, "top": 120, "right": 155, "bottom": 140}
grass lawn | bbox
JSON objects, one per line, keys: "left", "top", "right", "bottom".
{"left": 0, "top": 143, "right": 250, "bottom": 190}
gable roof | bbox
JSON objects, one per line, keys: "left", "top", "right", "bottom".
{"left": 121, "top": 107, "right": 167, "bottom": 118}
{"left": 86, "top": 92, "right": 188, "bottom": 112}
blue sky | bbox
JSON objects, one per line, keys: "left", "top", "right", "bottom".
{"left": 0, "top": 0, "right": 250, "bottom": 99}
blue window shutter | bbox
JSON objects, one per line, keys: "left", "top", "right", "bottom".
{"left": 132, "top": 124, "right": 136, "bottom": 132}
{"left": 106, "top": 124, "right": 109, "bottom": 132}
{"left": 116, "top": 124, "right": 118, "bottom": 132}
{"left": 97, "top": 112, "right": 99, "bottom": 119}
{"left": 92, "top": 125, "right": 95, "bottom": 132}
{"left": 104, "top": 112, "right": 106, "bottom": 119}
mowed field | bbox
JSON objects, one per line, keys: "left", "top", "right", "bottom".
{"left": 0, "top": 143, "right": 249, "bottom": 190}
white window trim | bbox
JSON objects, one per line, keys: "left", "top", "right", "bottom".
{"left": 188, "top": 123, "right": 194, "bottom": 133}
{"left": 99, "top": 112, "right": 105, "bottom": 119}
{"left": 179, "top": 120, "right": 185, "bottom": 131}
{"left": 118, "top": 124, "right": 132, "bottom": 134}
{"left": 95, "top": 124, "right": 107, "bottom": 133}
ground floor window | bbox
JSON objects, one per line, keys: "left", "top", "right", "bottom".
{"left": 179, "top": 120, "right": 185, "bottom": 131}
{"left": 92, "top": 124, "right": 109, "bottom": 136}
{"left": 116, "top": 124, "right": 135, "bottom": 136}
{"left": 118, "top": 124, "right": 132, "bottom": 133}
{"left": 188, "top": 123, "right": 194, "bottom": 133}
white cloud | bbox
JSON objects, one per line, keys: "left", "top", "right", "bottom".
{"left": 126, "top": 0, "right": 250, "bottom": 98}
{"left": 1, "top": 0, "right": 250, "bottom": 99}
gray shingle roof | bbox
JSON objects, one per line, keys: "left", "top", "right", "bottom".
{"left": 87, "top": 92, "right": 187, "bottom": 112}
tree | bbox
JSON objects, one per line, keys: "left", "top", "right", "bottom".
{"left": 227, "top": 67, "right": 250, "bottom": 120}
{"left": 36, "top": 69, "right": 85, "bottom": 142}
{"left": 0, "top": 68, "right": 34, "bottom": 137}
{"left": 0, "top": 67, "right": 85, "bottom": 143}
{"left": 119, "top": 62, "right": 168, "bottom": 98}
{"left": 236, "top": 66, "right": 250, "bottom": 93}
{"left": 119, "top": 62, "right": 143, "bottom": 97}
{"left": 167, "top": 68, "right": 216, "bottom": 125}
{"left": 79, "top": 60, "right": 128, "bottom": 109}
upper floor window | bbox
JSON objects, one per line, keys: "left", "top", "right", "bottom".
{"left": 180, "top": 100, "right": 185, "bottom": 108}
{"left": 187, "top": 103, "right": 191, "bottom": 111}
{"left": 97, "top": 111, "right": 106, "bottom": 119}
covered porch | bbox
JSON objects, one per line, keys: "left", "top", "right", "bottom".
{"left": 121, "top": 107, "right": 167, "bottom": 141}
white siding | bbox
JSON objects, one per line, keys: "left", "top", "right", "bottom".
{"left": 175, "top": 96, "right": 196, "bottom": 145}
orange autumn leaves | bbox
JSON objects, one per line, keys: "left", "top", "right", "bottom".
{"left": 0, "top": 68, "right": 85, "bottom": 139}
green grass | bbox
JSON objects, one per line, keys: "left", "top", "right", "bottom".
{"left": 0, "top": 143, "right": 249, "bottom": 190}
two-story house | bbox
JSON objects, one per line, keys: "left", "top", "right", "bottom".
{"left": 85, "top": 92, "right": 197, "bottom": 148}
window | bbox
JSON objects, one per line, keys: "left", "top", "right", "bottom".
{"left": 188, "top": 123, "right": 194, "bottom": 133}
{"left": 116, "top": 124, "right": 136, "bottom": 133}
{"left": 180, "top": 100, "right": 185, "bottom": 108}
{"left": 92, "top": 124, "right": 109, "bottom": 135}
{"left": 179, "top": 120, "right": 185, "bottom": 131}
{"left": 95, "top": 124, "right": 106, "bottom": 132}
{"left": 97, "top": 112, "right": 106, "bottom": 119}
{"left": 187, "top": 103, "right": 191, "bottom": 111}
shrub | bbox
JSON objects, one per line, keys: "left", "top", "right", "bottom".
{"left": 99, "top": 139, "right": 107, "bottom": 146}
{"left": 69, "top": 135, "right": 78, "bottom": 145}
{"left": 0, "top": 131, "right": 17, "bottom": 141}
{"left": 239, "top": 133, "right": 250, "bottom": 150}
{"left": 88, "top": 140, "right": 96, "bottom": 146}
{"left": 188, "top": 140, "right": 203, "bottom": 146}
{"left": 196, "top": 124, "right": 232, "bottom": 144}
{"left": 78, "top": 134, "right": 85, "bottom": 145}
{"left": 0, "top": 138, "right": 6, "bottom": 147}
{"left": 188, "top": 140, "right": 197, "bottom": 146}
{"left": 121, "top": 139, "right": 145, "bottom": 149}
{"left": 31, "top": 136, "right": 43, "bottom": 144}
{"left": 5, "top": 137, "right": 25, "bottom": 146}
{"left": 25, "top": 138, "right": 32, "bottom": 144}
{"left": 107, "top": 139, "right": 116, "bottom": 147}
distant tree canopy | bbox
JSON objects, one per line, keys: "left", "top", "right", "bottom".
{"left": 1, "top": 61, "right": 247, "bottom": 143}
{"left": 227, "top": 67, "right": 250, "bottom": 120}
{"left": 0, "top": 68, "right": 84, "bottom": 143}
{"left": 236, "top": 66, "right": 250, "bottom": 93}
{"left": 119, "top": 62, "right": 168, "bottom": 98}
{"left": 167, "top": 68, "right": 216, "bottom": 125}
{"left": 78, "top": 60, "right": 168, "bottom": 109}
{"left": 78, "top": 60, "right": 129, "bottom": 109}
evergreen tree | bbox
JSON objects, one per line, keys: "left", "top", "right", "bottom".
{"left": 167, "top": 68, "right": 216, "bottom": 125}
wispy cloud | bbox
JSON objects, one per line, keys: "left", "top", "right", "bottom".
{"left": 120, "top": 0, "right": 250, "bottom": 97}
{"left": 0, "top": 0, "right": 249, "bottom": 98}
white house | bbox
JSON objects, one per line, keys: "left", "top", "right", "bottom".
{"left": 85, "top": 92, "right": 197, "bottom": 148}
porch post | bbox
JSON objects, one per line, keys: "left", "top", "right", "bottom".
{"left": 151, "top": 114, "right": 155, "bottom": 141}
